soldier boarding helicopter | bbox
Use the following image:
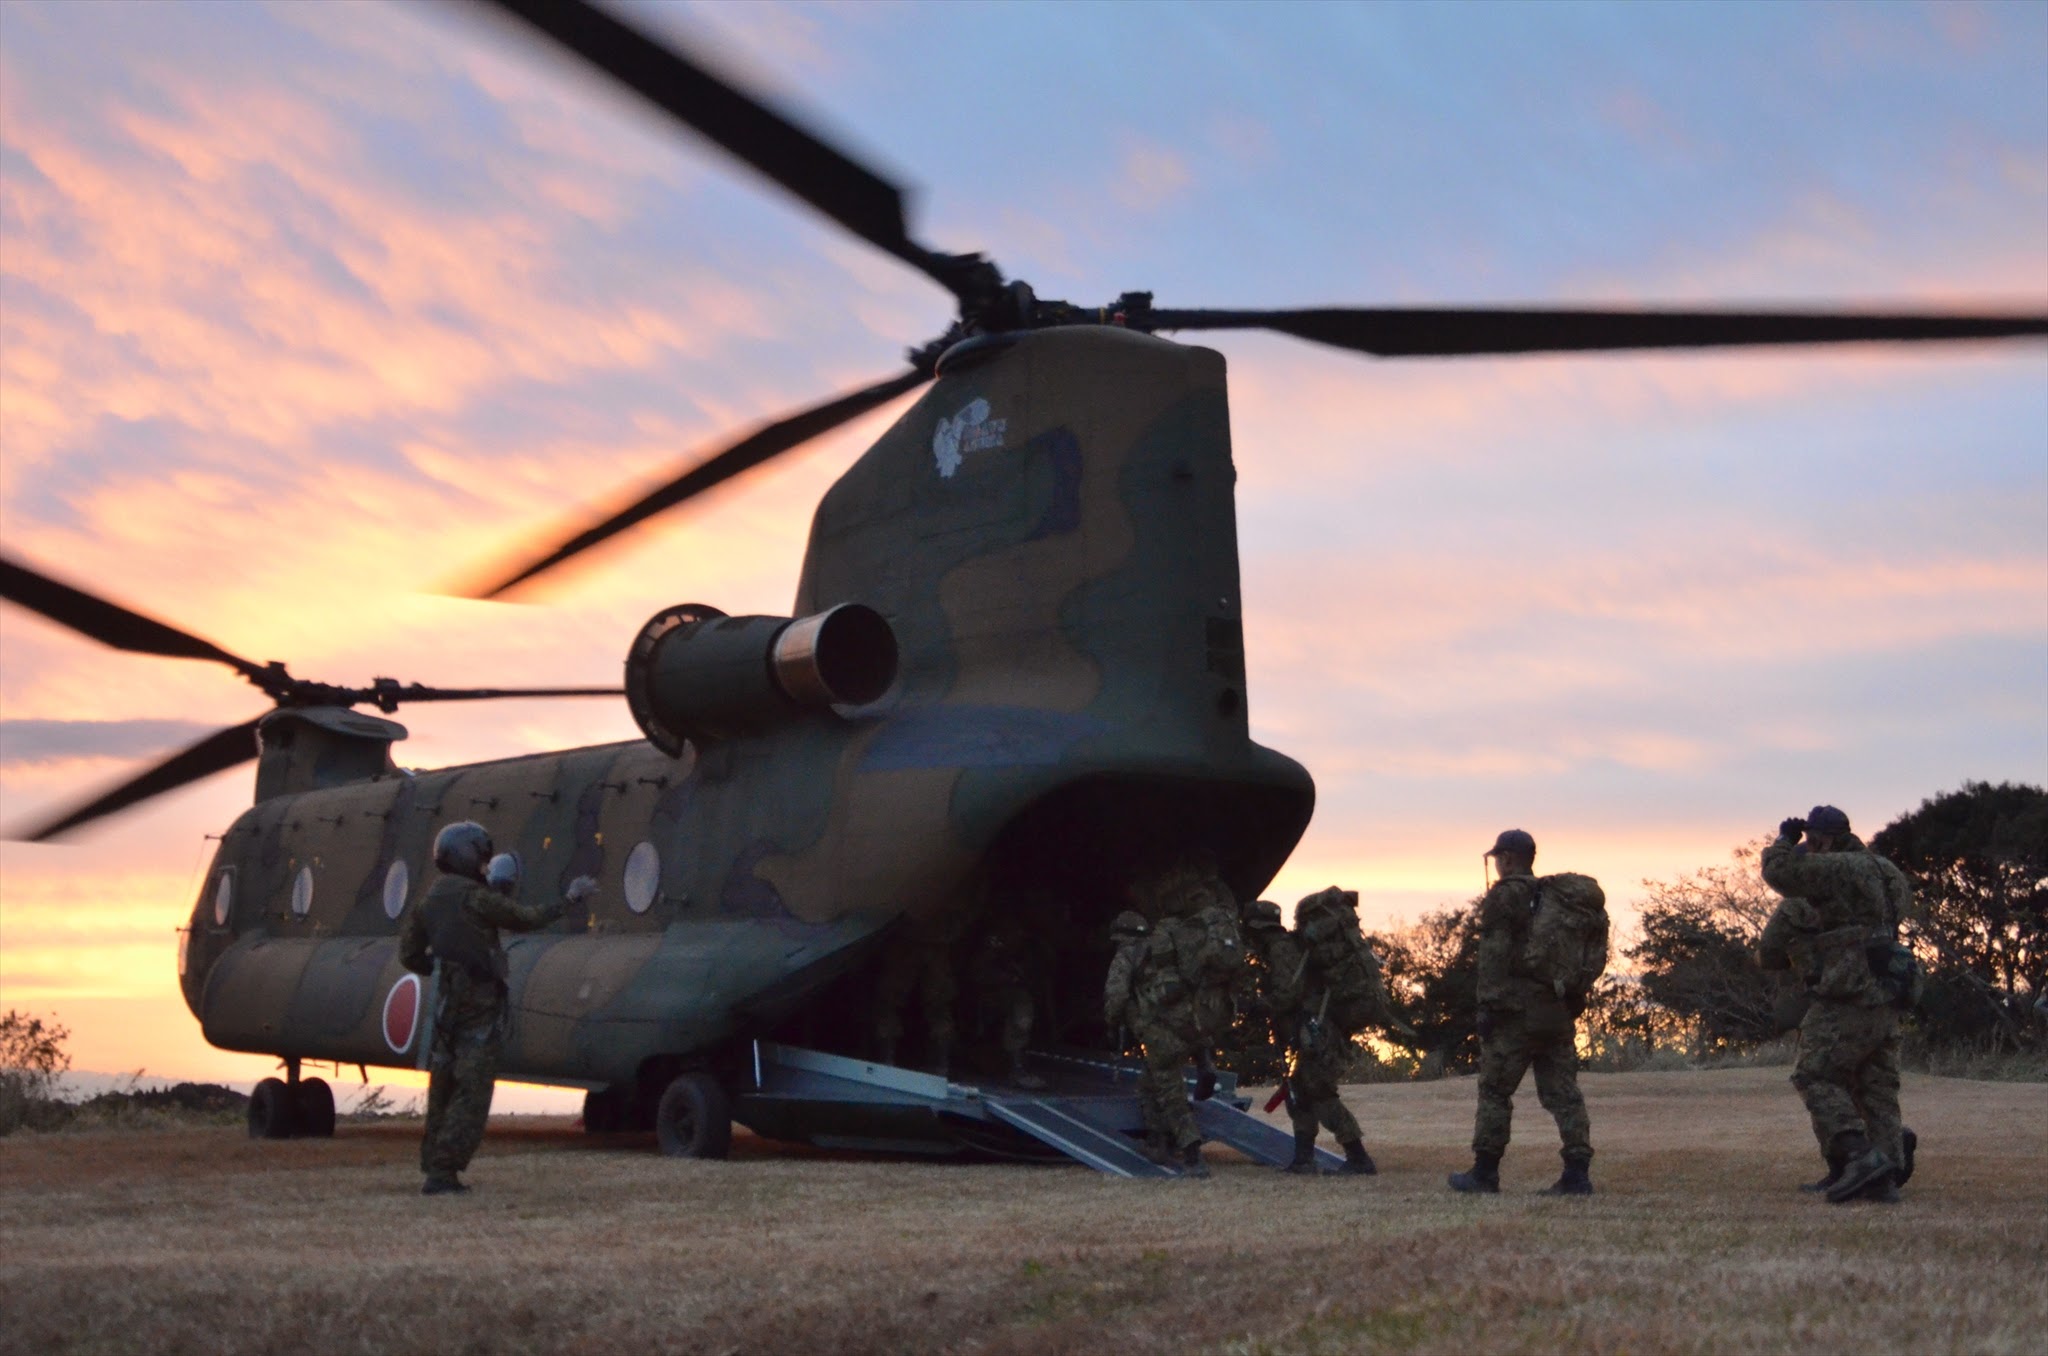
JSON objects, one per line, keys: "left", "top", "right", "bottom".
{"left": 4, "top": 0, "right": 2043, "bottom": 1171}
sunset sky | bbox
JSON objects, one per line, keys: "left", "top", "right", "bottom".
{"left": 1, "top": 0, "right": 2043, "bottom": 1100}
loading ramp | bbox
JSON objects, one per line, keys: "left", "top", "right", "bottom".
{"left": 732, "top": 1042, "right": 1343, "bottom": 1176}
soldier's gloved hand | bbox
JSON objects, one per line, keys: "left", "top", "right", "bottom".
{"left": 1474, "top": 1009, "right": 1496, "bottom": 1041}
{"left": 1778, "top": 817, "right": 1806, "bottom": 843}
{"left": 566, "top": 875, "right": 599, "bottom": 907}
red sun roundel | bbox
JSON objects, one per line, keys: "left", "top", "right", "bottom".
{"left": 383, "top": 974, "right": 421, "bottom": 1054}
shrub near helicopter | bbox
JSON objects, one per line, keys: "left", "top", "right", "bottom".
{"left": 3, "top": 0, "right": 2042, "bottom": 1170}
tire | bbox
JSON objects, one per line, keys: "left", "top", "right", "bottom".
{"left": 293, "top": 1077, "right": 335, "bottom": 1138}
{"left": 582, "top": 1086, "right": 628, "bottom": 1135}
{"left": 247, "top": 1077, "right": 297, "bottom": 1140}
{"left": 654, "top": 1072, "right": 731, "bottom": 1159}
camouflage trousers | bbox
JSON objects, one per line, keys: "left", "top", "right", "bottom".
{"left": 981, "top": 985, "right": 1033, "bottom": 1055}
{"left": 421, "top": 1015, "right": 503, "bottom": 1179}
{"left": 1135, "top": 1019, "right": 1202, "bottom": 1153}
{"left": 1472, "top": 1005, "right": 1591, "bottom": 1163}
{"left": 1793, "top": 998, "right": 1902, "bottom": 1165}
{"left": 874, "top": 942, "right": 957, "bottom": 1050}
{"left": 1288, "top": 1023, "right": 1361, "bottom": 1144}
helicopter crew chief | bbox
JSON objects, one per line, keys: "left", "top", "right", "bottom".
{"left": 400, "top": 821, "right": 597, "bottom": 1196}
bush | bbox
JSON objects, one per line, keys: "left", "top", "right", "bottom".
{"left": 0, "top": 1011, "right": 72, "bottom": 1137}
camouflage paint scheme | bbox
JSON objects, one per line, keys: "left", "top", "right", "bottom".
{"left": 178, "top": 328, "right": 1315, "bottom": 1105}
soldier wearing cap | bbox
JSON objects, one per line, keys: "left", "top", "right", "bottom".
{"left": 399, "top": 821, "right": 596, "bottom": 1196}
{"left": 1449, "top": 828, "right": 1595, "bottom": 1195}
{"left": 1758, "top": 805, "right": 1914, "bottom": 1204}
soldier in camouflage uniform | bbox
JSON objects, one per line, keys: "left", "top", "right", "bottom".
{"left": 972, "top": 912, "right": 1045, "bottom": 1088}
{"left": 1241, "top": 897, "right": 1379, "bottom": 1176}
{"left": 1156, "top": 867, "right": 1244, "bottom": 1102}
{"left": 399, "top": 821, "right": 596, "bottom": 1195}
{"left": 1758, "top": 805, "right": 1913, "bottom": 1204}
{"left": 1449, "top": 830, "right": 1595, "bottom": 1196}
{"left": 1104, "top": 909, "right": 1209, "bottom": 1178}
{"left": 873, "top": 906, "right": 972, "bottom": 1074}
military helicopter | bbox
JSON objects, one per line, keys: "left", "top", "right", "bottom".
{"left": 4, "top": 0, "right": 2042, "bottom": 1170}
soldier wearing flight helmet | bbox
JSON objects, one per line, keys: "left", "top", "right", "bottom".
{"left": 399, "top": 821, "right": 597, "bottom": 1196}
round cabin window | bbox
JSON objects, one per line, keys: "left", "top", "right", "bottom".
{"left": 624, "top": 841, "right": 661, "bottom": 914}
{"left": 213, "top": 873, "right": 233, "bottom": 927}
{"left": 382, "top": 860, "right": 410, "bottom": 920}
{"left": 291, "top": 866, "right": 314, "bottom": 918}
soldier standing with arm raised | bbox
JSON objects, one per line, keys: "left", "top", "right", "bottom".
{"left": 399, "top": 821, "right": 597, "bottom": 1196}
{"left": 1448, "top": 829, "right": 1599, "bottom": 1196}
{"left": 1757, "top": 805, "right": 1914, "bottom": 1204}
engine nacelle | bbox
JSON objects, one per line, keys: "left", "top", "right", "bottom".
{"left": 624, "top": 602, "right": 899, "bottom": 754}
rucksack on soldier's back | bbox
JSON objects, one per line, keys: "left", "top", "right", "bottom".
{"left": 1294, "top": 887, "right": 1386, "bottom": 1032}
{"left": 1524, "top": 872, "right": 1610, "bottom": 1003}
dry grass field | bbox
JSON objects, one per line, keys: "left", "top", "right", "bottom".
{"left": 1, "top": 1067, "right": 2041, "bottom": 1355}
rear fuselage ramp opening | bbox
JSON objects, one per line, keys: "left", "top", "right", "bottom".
{"left": 982, "top": 1096, "right": 1177, "bottom": 1178}
{"left": 1193, "top": 1097, "right": 1345, "bottom": 1172}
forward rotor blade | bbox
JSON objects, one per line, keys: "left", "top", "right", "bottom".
{"left": 18, "top": 716, "right": 265, "bottom": 842}
{"left": 478, "top": 0, "right": 957, "bottom": 295}
{"left": 1145, "top": 306, "right": 2048, "bottom": 358}
{"left": 0, "top": 553, "right": 263, "bottom": 677}
{"left": 472, "top": 367, "right": 930, "bottom": 598}
{"left": 364, "top": 684, "right": 622, "bottom": 706}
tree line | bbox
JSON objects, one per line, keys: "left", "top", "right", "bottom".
{"left": 1220, "top": 781, "right": 2047, "bottom": 1080}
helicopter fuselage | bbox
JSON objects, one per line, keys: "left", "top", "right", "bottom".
{"left": 178, "top": 327, "right": 1316, "bottom": 1097}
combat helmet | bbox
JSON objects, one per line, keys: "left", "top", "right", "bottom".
{"left": 1239, "top": 898, "right": 1285, "bottom": 932}
{"left": 1110, "top": 910, "right": 1149, "bottom": 940}
{"left": 433, "top": 820, "right": 493, "bottom": 878}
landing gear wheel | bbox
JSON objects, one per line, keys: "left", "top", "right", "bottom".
{"left": 582, "top": 1086, "right": 629, "bottom": 1134}
{"left": 293, "top": 1077, "right": 336, "bottom": 1138}
{"left": 247, "top": 1077, "right": 297, "bottom": 1140}
{"left": 655, "top": 1072, "right": 732, "bottom": 1159}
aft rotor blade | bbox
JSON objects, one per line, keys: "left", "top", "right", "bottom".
{"left": 471, "top": 366, "right": 930, "bottom": 598}
{"left": 478, "top": 0, "right": 958, "bottom": 296}
{"left": 0, "top": 554, "right": 263, "bottom": 678}
{"left": 18, "top": 716, "right": 265, "bottom": 842}
{"left": 1144, "top": 306, "right": 2048, "bottom": 358}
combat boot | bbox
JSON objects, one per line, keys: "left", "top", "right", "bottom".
{"left": 1180, "top": 1141, "right": 1211, "bottom": 1180}
{"left": 1799, "top": 1153, "right": 1845, "bottom": 1194}
{"left": 1338, "top": 1139, "right": 1378, "bottom": 1176}
{"left": 1540, "top": 1156, "right": 1593, "bottom": 1196}
{"left": 1856, "top": 1177, "right": 1901, "bottom": 1205}
{"left": 1282, "top": 1128, "right": 1323, "bottom": 1175}
{"left": 876, "top": 1036, "right": 898, "bottom": 1068}
{"left": 421, "top": 1174, "right": 468, "bottom": 1196}
{"left": 1825, "top": 1135, "right": 1894, "bottom": 1204}
{"left": 1894, "top": 1127, "right": 1917, "bottom": 1187}
{"left": 1006, "top": 1051, "right": 1047, "bottom": 1090}
{"left": 1192, "top": 1050, "right": 1219, "bottom": 1102}
{"left": 1448, "top": 1152, "right": 1501, "bottom": 1194}
{"left": 926, "top": 1037, "right": 951, "bottom": 1078}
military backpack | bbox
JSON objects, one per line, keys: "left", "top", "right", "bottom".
{"left": 1294, "top": 887, "right": 1386, "bottom": 1033}
{"left": 1134, "top": 927, "right": 1195, "bottom": 1016}
{"left": 1523, "top": 873, "right": 1610, "bottom": 1004}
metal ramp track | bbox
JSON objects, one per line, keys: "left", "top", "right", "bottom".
{"left": 1193, "top": 1097, "right": 1345, "bottom": 1172}
{"left": 984, "top": 1096, "right": 1176, "bottom": 1178}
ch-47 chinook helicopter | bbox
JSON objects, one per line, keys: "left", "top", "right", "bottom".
{"left": 5, "top": 0, "right": 2044, "bottom": 1175}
